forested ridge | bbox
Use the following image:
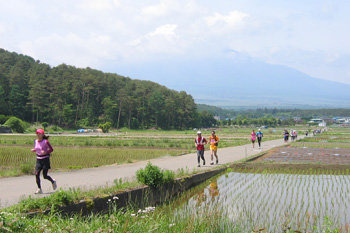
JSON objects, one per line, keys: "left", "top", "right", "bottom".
{"left": 198, "top": 104, "right": 350, "bottom": 120}
{"left": 0, "top": 48, "right": 201, "bottom": 130}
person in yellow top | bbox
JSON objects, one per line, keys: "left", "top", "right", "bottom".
{"left": 209, "top": 131, "right": 220, "bottom": 165}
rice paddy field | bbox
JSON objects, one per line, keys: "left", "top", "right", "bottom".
{"left": 0, "top": 127, "right": 281, "bottom": 177}
{"left": 172, "top": 168, "right": 350, "bottom": 232}
{"left": 3, "top": 125, "right": 350, "bottom": 232}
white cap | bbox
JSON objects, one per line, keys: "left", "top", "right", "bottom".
{"left": 197, "top": 131, "right": 201, "bottom": 134}
{"left": 258, "top": 129, "right": 261, "bottom": 131}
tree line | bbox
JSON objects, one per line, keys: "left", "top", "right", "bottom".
{"left": 0, "top": 49, "right": 212, "bottom": 130}
{"left": 198, "top": 104, "right": 350, "bottom": 120}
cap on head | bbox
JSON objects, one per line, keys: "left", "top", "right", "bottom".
{"left": 197, "top": 131, "right": 201, "bottom": 134}
{"left": 258, "top": 129, "right": 261, "bottom": 131}
{"left": 36, "top": 129, "right": 45, "bottom": 134}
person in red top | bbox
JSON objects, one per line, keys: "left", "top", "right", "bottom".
{"left": 195, "top": 131, "right": 207, "bottom": 167}
{"left": 30, "top": 129, "right": 57, "bottom": 194}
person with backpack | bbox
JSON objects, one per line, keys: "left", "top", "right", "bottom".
{"left": 30, "top": 129, "right": 57, "bottom": 194}
{"left": 283, "top": 129, "right": 289, "bottom": 143}
{"left": 194, "top": 131, "right": 207, "bottom": 167}
{"left": 209, "top": 131, "right": 220, "bottom": 165}
{"left": 256, "top": 129, "right": 263, "bottom": 149}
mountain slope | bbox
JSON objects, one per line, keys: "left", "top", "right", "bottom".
{"left": 115, "top": 56, "right": 350, "bottom": 108}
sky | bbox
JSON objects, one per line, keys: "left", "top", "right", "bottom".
{"left": 1, "top": 0, "right": 350, "bottom": 84}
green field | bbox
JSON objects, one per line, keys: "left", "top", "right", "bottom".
{"left": 0, "top": 128, "right": 282, "bottom": 177}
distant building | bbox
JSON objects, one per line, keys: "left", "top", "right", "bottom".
{"left": 214, "top": 115, "right": 221, "bottom": 121}
{"left": 293, "top": 117, "right": 302, "bottom": 123}
{"left": 319, "top": 121, "right": 327, "bottom": 127}
{"left": 309, "top": 118, "right": 323, "bottom": 123}
{"left": 336, "top": 118, "right": 350, "bottom": 124}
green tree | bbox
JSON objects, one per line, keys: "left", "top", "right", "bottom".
{"left": 149, "top": 90, "right": 165, "bottom": 128}
{"left": 99, "top": 122, "right": 111, "bottom": 133}
{"left": 4, "top": 116, "right": 25, "bottom": 133}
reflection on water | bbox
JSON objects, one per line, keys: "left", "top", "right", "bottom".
{"left": 175, "top": 172, "right": 350, "bottom": 232}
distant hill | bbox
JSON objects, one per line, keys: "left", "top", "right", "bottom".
{"left": 114, "top": 56, "right": 350, "bottom": 109}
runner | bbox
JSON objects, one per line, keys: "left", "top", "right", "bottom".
{"left": 256, "top": 129, "right": 263, "bottom": 148}
{"left": 194, "top": 131, "right": 207, "bottom": 167}
{"left": 251, "top": 130, "right": 256, "bottom": 149}
{"left": 30, "top": 129, "right": 57, "bottom": 194}
{"left": 209, "top": 131, "right": 220, "bottom": 165}
{"left": 283, "top": 129, "right": 289, "bottom": 143}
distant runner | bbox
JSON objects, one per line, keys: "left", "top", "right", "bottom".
{"left": 256, "top": 129, "right": 263, "bottom": 148}
{"left": 195, "top": 131, "right": 207, "bottom": 167}
{"left": 283, "top": 129, "right": 289, "bottom": 143}
{"left": 209, "top": 131, "right": 220, "bottom": 165}
{"left": 251, "top": 130, "right": 256, "bottom": 148}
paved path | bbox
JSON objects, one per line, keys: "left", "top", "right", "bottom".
{"left": 0, "top": 137, "right": 299, "bottom": 208}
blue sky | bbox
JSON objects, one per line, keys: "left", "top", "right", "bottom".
{"left": 1, "top": 0, "right": 349, "bottom": 84}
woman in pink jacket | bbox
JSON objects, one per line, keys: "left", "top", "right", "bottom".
{"left": 30, "top": 129, "right": 57, "bottom": 194}
{"left": 251, "top": 130, "right": 256, "bottom": 148}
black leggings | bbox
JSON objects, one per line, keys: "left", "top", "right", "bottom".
{"left": 257, "top": 137, "right": 262, "bottom": 147}
{"left": 35, "top": 169, "right": 54, "bottom": 189}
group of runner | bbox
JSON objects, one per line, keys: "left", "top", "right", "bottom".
{"left": 194, "top": 131, "right": 220, "bottom": 167}
{"left": 250, "top": 129, "right": 264, "bottom": 149}
{"left": 195, "top": 129, "right": 265, "bottom": 167}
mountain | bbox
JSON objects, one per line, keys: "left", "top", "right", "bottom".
{"left": 113, "top": 56, "right": 350, "bottom": 109}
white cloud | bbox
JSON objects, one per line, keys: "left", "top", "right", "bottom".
{"left": 142, "top": 2, "right": 168, "bottom": 16}
{"left": 19, "top": 33, "right": 114, "bottom": 67}
{"left": 205, "top": 10, "right": 249, "bottom": 28}
{"left": 1, "top": 1, "right": 350, "bottom": 84}
{"left": 128, "top": 24, "right": 178, "bottom": 47}
{"left": 149, "top": 24, "right": 177, "bottom": 36}
{"left": 0, "top": 23, "right": 6, "bottom": 35}
{"left": 79, "top": 0, "right": 116, "bottom": 11}
{"left": 124, "top": 24, "right": 183, "bottom": 62}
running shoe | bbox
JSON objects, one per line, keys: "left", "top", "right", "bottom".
{"left": 52, "top": 180, "right": 57, "bottom": 190}
{"left": 216, "top": 159, "right": 218, "bottom": 164}
{"left": 197, "top": 164, "right": 200, "bottom": 167}
{"left": 35, "top": 188, "right": 43, "bottom": 194}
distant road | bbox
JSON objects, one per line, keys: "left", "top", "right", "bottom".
{"left": 0, "top": 136, "right": 301, "bottom": 208}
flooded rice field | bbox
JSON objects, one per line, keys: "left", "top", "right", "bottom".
{"left": 258, "top": 145, "right": 350, "bottom": 164}
{"left": 176, "top": 172, "right": 350, "bottom": 232}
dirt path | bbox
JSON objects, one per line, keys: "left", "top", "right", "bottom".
{"left": 0, "top": 136, "right": 298, "bottom": 208}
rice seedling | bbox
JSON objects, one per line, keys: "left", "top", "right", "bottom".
{"left": 0, "top": 146, "right": 183, "bottom": 176}
{"left": 172, "top": 170, "right": 350, "bottom": 232}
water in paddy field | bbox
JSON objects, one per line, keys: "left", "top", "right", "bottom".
{"left": 175, "top": 172, "right": 350, "bottom": 232}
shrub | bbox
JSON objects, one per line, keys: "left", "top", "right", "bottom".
{"left": 98, "top": 122, "right": 111, "bottom": 133}
{"left": 41, "top": 122, "right": 49, "bottom": 130}
{"left": 136, "top": 162, "right": 164, "bottom": 188}
{"left": 0, "top": 114, "right": 9, "bottom": 124}
{"left": 4, "top": 117, "right": 25, "bottom": 133}
{"left": 163, "top": 170, "right": 175, "bottom": 183}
